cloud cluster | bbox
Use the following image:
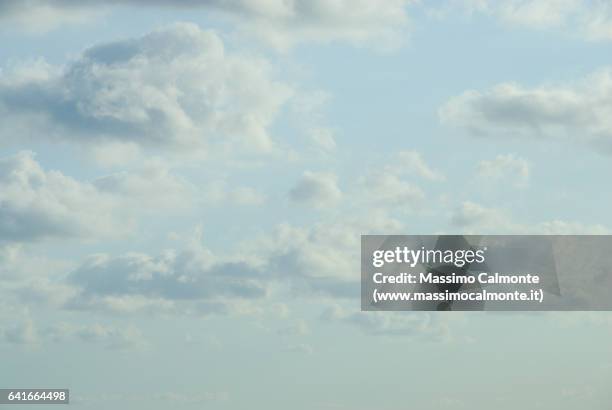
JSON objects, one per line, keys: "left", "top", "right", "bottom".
{"left": 0, "top": 0, "right": 413, "bottom": 50}
{"left": 356, "top": 150, "right": 443, "bottom": 210}
{"left": 38, "top": 208, "right": 404, "bottom": 316}
{"left": 203, "top": 180, "right": 266, "bottom": 207}
{"left": 0, "top": 23, "right": 292, "bottom": 155}
{"left": 360, "top": 172, "right": 425, "bottom": 208}
{"left": 476, "top": 154, "right": 530, "bottom": 187}
{"left": 216, "top": 0, "right": 413, "bottom": 50}
{"left": 0, "top": 151, "right": 122, "bottom": 243}
{"left": 93, "top": 161, "right": 195, "bottom": 209}
{"left": 440, "top": 69, "right": 612, "bottom": 152}
{"left": 391, "top": 151, "right": 446, "bottom": 181}
{"left": 66, "top": 236, "right": 269, "bottom": 315}
{"left": 289, "top": 171, "right": 342, "bottom": 208}
{"left": 444, "top": 0, "right": 612, "bottom": 41}
{"left": 0, "top": 1, "right": 98, "bottom": 32}
{"left": 0, "top": 151, "right": 209, "bottom": 244}
{"left": 450, "top": 201, "right": 609, "bottom": 234}
{"left": 263, "top": 211, "right": 405, "bottom": 298}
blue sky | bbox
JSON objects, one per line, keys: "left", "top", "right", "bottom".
{"left": 1, "top": 1, "right": 612, "bottom": 409}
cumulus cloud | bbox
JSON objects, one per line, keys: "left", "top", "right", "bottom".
{"left": 60, "top": 209, "right": 403, "bottom": 315}
{"left": 0, "top": 243, "right": 74, "bottom": 282}
{"left": 219, "top": 0, "right": 413, "bottom": 50}
{"left": 262, "top": 213, "right": 404, "bottom": 298}
{"left": 63, "top": 229, "right": 272, "bottom": 315}
{"left": 308, "top": 128, "right": 337, "bottom": 152}
{"left": 0, "top": 23, "right": 292, "bottom": 155}
{"left": 450, "top": 201, "right": 609, "bottom": 234}
{"left": 493, "top": 0, "right": 583, "bottom": 29}
{"left": 439, "top": 0, "right": 612, "bottom": 42}
{"left": 203, "top": 181, "right": 266, "bottom": 206}
{"left": 440, "top": 69, "right": 612, "bottom": 152}
{"left": 0, "top": 151, "right": 217, "bottom": 244}
{"left": 289, "top": 91, "right": 337, "bottom": 154}
{"left": 532, "top": 220, "right": 610, "bottom": 234}
{"left": 0, "top": 1, "right": 413, "bottom": 50}
{"left": 69, "top": 251, "right": 267, "bottom": 303}
{"left": 46, "top": 208, "right": 403, "bottom": 323}
{"left": 289, "top": 171, "right": 342, "bottom": 208}
{"left": 360, "top": 173, "right": 425, "bottom": 208}
{"left": 2, "top": 208, "right": 404, "bottom": 317}
{"left": 356, "top": 150, "right": 440, "bottom": 210}
{"left": 392, "top": 151, "right": 446, "bottom": 181}
{"left": 0, "top": 151, "right": 124, "bottom": 243}
{"left": 0, "top": 1, "right": 98, "bottom": 32}
{"left": 450, "top": 201, "right": 507, "bottom": 229}
{"left": 476, "top": 154, "right": 530, "bottom": 187}
{"left": 7, "top": 277, "right": 78, "bottom": 310}
{"left": 93, "top": 161, "right": 195, "bottom": 209}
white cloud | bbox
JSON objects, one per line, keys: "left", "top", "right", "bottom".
{"left": 221, "top": 0, "right": 413, "bottom": 51}
{"left": 450, "top": 201, "right": 509, "bottom": 229}
{"left": 0, "top": 1, "right": 99, "bottom": 33}
{"left": 309, "top": 127, "right": 337, "bottom": 152}
{"left": 0, "top": 244, "right": 71, "bottom": 281}
{"left": 440, "top": 69, "right": 612, "bottom": 152}
{"left": 5, "top": 211, "right": 403, "bottom": 315}
{"left": 439, "top": 0, "right": 612, "bottom": 42}
{"left": 69, "top": 250, "right": 267, "bottom": 301}
{"left": 0, "top": 151, "right": 223, "bottom": 244}
{"left": 337, "top": 150, "right": 445, "bottom": 215}
{"left": 289, "top": 91, "right": 337, "bottom": 155}
{"left": 63, "top": 229, "right": 272, "bottom": 315}
{"left": 0, "top": 151, "right": 125, "bottom": 243}
{"left": 289, "top": 171, "right": 342, "bottom": 208}
{"left": 494, "top": 0, "right": 582, "bottom": 29}
{"left": 88, "top": 142, "right": 142, "bottom": 168}
{"left": 360, "top": 172, "right": 425, "bottom": 208}
{"left": 0, "top": 151, "right": 206, "bottom": 245}
{"left": 0, "top": 1, "right": 414, "bottom": 50}
{"left": 0, "top": 23, "right": 293, "bottom": 156}
{"left": 476, "top": 154, "right": 530, "bottom": 187}
{"left": 356, "top": 151, "right": 440, "bottom": 210}
{"left": 392, "top": 151, "right": 446, "bottom": 181}
{"left": 8, "top": 278, "right": 78, "bottom": 309}
{"left": 93, "top": 161, "right": 195, "bottom": 209}
{"left": 262, "top": 213, "right": 404, "bottom": 297}
{"left": 532, "top": 220, "right": 610, "bottom": 234}
{"left": 450, "top": 201, "right": 609, "bottom": 234}
{"left": 203, "top": 181, "right": 266, "bottom": 206}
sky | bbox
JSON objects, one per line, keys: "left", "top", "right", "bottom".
{"left": 1, "top": 1, "right": 612, "bottom": 409}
